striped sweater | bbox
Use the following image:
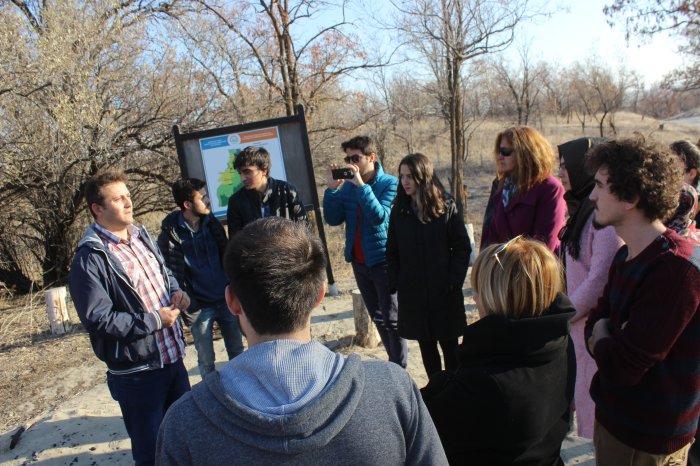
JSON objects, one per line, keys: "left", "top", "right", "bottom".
{"left": 585, "top": 228, "right": 700, "bottom": 454}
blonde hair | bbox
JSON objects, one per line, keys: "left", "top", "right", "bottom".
{"left": 494, "top": 126, "right": 556, "bottom": 192}
{"left": 471, "top": 237, "right": 562, "bottom": 319}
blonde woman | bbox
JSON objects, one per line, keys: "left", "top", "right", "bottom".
{"left": 422, "top": 237, "right": 575, "bottom": 465}
{"left": 387, "top": 153, "right": 470, "bottom": 378}
{"left": 481, "top": 126, "right": 567, "bottom": 253}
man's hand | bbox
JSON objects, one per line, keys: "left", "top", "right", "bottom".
{"left": 157, "top": 306, "right": 181, "bottom": 328}
{"left": 348, "top": 163, "right": 364, "bottom": 187}
{"left": 587, "top": 318, "right": 612, "bottom": 354}
{"left": 327, "top": 164, "right": 345, "bottom": 190}
{"left": 171, "top": 290, "right": 190, "bottom": 311}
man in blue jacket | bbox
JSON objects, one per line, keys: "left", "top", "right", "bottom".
{"left": 323, "top": 136, "right": 407, "bottom": 367}
{"left": 69, "top": 171, "right": 191, "bottom": 466}
{"left": 158, "top": 178, "right": 244, "bottom": 376}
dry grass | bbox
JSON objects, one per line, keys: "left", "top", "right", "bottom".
{"left": 1, "top": 112, "right": 698, "bottom": 435}
{"left": 0, "top": 293, "right": 96, "bottom": 433}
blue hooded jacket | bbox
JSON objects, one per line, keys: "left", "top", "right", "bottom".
{"left": 322, "top": 162, "right": 397, "bottom": 267}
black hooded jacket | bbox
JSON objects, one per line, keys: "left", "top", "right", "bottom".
{"left": 421, "top": 293, "right": 576, "bottom": 466}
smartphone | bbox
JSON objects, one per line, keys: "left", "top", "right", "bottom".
{"left": 331, "top": 168, "right": 354, "bottom": 180}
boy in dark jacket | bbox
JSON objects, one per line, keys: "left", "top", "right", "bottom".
{"left": 226, "top": 146, "right": 307, "bottom": 237}
{"left": 158, "top": 178, "right": 243, "bottom": 376}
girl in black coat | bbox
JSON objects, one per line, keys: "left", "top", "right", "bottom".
{"left": 422, "top": 237, "right": 576, "bottom": 466}
{"left": 386, "top": 153, "right": 471, "bottom": 378}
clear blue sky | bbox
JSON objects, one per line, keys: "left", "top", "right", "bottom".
{"left": 337, "top": 0, "right": 685, "bottom": 87}
{"left": 511, "top": 0, "right": 684, "bottom": 84}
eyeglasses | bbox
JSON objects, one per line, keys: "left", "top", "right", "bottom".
{"left": 492, "top": 235, "right": 523, "bottom": 270}
{"left": 344, "top": 154, "right": 363, "bottom": 164}
{"left": 498, "top": 147, "right": 514, "bottom": 157}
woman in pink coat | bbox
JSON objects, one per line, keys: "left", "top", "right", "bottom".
{"left": 557, "top": 137, "right": 623, "bottom": 439}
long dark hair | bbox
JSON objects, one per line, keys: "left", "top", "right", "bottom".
{"left": 396, "top": 153, "right": 446, "bottom": 222}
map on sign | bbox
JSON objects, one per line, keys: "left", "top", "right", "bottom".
{"left": 199, "top": 127, "right": 287, "bottom": 217}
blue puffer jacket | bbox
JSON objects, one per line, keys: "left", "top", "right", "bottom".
{"left": 323, "top": 162, "right": 397, "bottom": 267}
{"left": 69, "top": 224, "right": 182, "bottom": 373}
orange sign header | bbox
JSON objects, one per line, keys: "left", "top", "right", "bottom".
{"left": 240, "top": 128, "right": 278, "bottom": 144}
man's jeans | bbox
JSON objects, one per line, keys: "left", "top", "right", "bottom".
{"left": 352, "top": 261, "right": 408, "bottom": 367}
{"left": 190, "top": 302, "right": 244, "bottom": 375}
{"left": 107, "top": 359, "right": 190, "bottom": 466}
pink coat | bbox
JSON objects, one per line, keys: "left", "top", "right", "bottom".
{"left": 565, "top": 215, "right": 623, "bottom": 438}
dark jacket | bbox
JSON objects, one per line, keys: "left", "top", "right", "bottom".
{"left": 422, "top": 293, "right": 576, "bottom": 466}
{"left": 481, "top": 175, "right": 567, "bottom": 254}
{"left": 69, "top": 224, "right": 182, "bottom": 372}
{"left": 323, "top": 162, "right": 397, "bottom": 267}
{"left": 226, "top": 177, "right": 307, "bottom": 237}
{"left": 157, "top": 212, "right": 228, "bottom": 325}
{"left": 386, "top": 196, "right": 470, "bottom": 340}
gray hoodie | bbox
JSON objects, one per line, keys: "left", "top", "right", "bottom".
{"left": 156, "top": 341, "right": 447, "bottom": 465}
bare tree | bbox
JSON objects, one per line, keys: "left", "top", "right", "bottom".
{"left": 191, "top": 0, "right": 386, "bottom": 124}
{"left": 568, "top": 60, "right": 630, "bottom": 137}
{"left": 605, "top": 0, "right": 700, "bottom": 90}
{"left": 491, "top": 44, "right": 547, "bottom": 125}
{"left": 0, "top": 0, "right": 212, "bottom": 289}
{"left": 394, "top": 0, "right": 535, "bottom": 220}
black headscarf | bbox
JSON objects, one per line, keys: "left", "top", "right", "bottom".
{"left": 557, "top": 137, "right": 604, "bottom": 260}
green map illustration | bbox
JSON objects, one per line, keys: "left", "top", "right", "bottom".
{"left": 217, "top": 149, "right": 243, "bottom": 207}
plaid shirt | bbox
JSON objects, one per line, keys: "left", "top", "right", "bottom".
{"left": 94, "top": 223, "right": 185, "bottom": 365}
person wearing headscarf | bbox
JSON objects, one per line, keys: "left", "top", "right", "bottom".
{"left": 557, "top": 137, "right": 623, "bottom": 439}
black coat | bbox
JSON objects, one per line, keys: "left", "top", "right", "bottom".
{"left": 421, "top": 293, "right": 576, "bottom": 466}
{"left": 226, "top": 177, "right": 307, "bottom": 237}
{"left": 386, "top": 196, "right": 470, "bottom": 341}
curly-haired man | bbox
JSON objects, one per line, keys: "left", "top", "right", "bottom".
{"left": 584, "top": 136, "right": 700, "bottom": 465}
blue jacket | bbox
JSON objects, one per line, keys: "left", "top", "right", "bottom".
{"left": 323, "top": 162, "right": 397, "bottom": 267}
{"left": 69, "top": 224, "right": 182, "bottom": 373}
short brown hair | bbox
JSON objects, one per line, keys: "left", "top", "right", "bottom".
{"left": 341, "top": 135, "right": 376, "bottom": 156}
{"left": 494, "top": 126, "right": 556, "bottom": 192}
{"left": 471, "top": 237, "right": 562, "bottom": 319}
{"left": 224, "top": 217, "right": 326, "bottom": 335}
{"left": 586, "top": 136, "right": 682, "bottom": 221}
{"left": 85, "top": 171, "right": 128, "bottom": 218}
{"left": 234, "top": 146, "right": 270, "bottom": 174}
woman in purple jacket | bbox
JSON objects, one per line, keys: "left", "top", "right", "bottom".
{"left": 481, "top": 126, "right": 567, "bottom": 254}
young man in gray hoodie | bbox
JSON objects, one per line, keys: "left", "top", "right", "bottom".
{"left": 156, "top": 217, "right": 447, "bottom": 465}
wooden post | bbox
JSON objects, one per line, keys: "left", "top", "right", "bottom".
{"left": 45, "top": 287, "right": 71, "bottom": 335}
{"left": 351, "top": 289, "right": 380, "bottom": 348}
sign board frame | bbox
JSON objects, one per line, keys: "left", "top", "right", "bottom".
{"left": 172, "top": 105, "right": 336, "bottom": 286}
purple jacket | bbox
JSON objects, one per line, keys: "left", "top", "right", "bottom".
{"left": 481, "top": 174, "right": 566, "bottom": 253}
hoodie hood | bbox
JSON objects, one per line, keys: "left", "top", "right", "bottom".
{"left": 192, "top": 346, "right": 362, "bottom": 455}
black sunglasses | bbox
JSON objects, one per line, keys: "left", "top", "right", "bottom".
{"left": 344, "top": 154, "right": 363, "bottom": 164}
{"left": 498, "top": 147, "right": 514, "bottom": 157}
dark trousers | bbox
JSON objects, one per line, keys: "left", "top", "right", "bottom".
{"left": 418, "top": 339, "right": 459, "bottom": 378}
{"left": 107, "top": 359, "right": 190, "bottom": 466}
{"left": 352, "top": 261, "right": 408, "bottom": 367}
